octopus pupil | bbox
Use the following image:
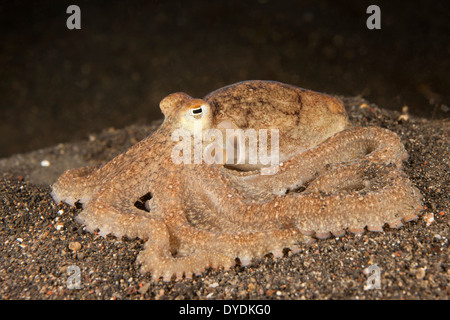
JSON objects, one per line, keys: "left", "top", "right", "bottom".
{"left": 192, "top": 107, "right": 202, "bottom": 114}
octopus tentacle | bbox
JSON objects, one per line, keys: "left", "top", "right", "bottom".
{"left": 247, "top": 164, "right": 423, "bottom": 235}
{"left": 239, "top": 126, "right": 408, "bottom": 194}
{"left": 183, "top": 134, "right": 422, "bottom": 238}
{"left": 51, "top": 165, "right": 100, "bottom": 206}
{"left": 142, "top": 197, "right": 309, "bottom": 278}
{"left": 137, "top": 243, "right": 235, "bottom": 281}
{"left": 173, "top": 220, "right": 309, "bottom": 266}
{"left": 76, "top": 186, "right": 157, "bottom": 239}
{"left": 81, "top": 157, "right": 421, "bottom": 282}
{"left": 73, "top": 186, "right": 236, "bottom": 281}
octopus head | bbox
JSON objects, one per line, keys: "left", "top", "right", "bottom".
{"left": 159, "top": 92, "right": 213, "bottom": 133}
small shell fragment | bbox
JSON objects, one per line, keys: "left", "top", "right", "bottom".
{"left": 68, "top": 241, "right": 82, "bottom": 252}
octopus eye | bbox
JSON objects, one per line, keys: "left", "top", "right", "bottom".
{"left": 189, "top": 105, "right": 207, "bottom": 118}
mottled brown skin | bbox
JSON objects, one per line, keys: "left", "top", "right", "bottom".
{"left": 206, "top": 81, "right": 350, "bottom": 169}
{"left": 51, "top": 80, "right": 423, "bottom": 281}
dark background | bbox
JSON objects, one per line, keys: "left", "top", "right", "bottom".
{"left": 0, "top": 0, "right": 448, "bottom": 158}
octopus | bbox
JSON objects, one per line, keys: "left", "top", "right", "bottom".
{"left": 51, "top": 80, "right": 423, "bottom": 281}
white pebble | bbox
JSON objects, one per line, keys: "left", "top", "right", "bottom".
{"left": 40, "top": 160, "right": 50, "bottom": 167}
